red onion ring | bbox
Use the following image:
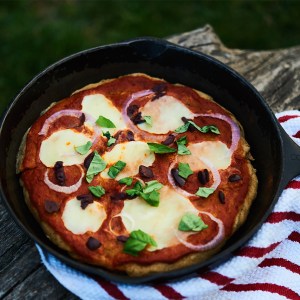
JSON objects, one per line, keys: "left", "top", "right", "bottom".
{"left": 83, "top": 114, "right": 102, "bottom": 142}
{"left": 39, "top": 109, "right": 101, "bottom": 143}
{"left": 121, "top": 90, "right": 168, "bottom": 142}
{"left": 168, "top": 160, "right": 194, "bottom": 198}
{"left": 108, "top": 212, "right": 135, "bottom": 235}
{"left": 44, "top": 165, "right": 84, "bottom": 194}
{"left": 167, "top": 157, "right": 221, "bottom": 197}
{"left": 175, "top": 211, "right": 225, "bottom": 251}
{"left": 39, "top": 109, "right": 83, "bottom": 135}
{"left": 193, "top": 113, "right": 240, "bottom": 153}
{"left": 199, "top": 157, "right": 221, "bottom": 190}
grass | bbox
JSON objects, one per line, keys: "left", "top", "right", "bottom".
{"left": 1, "top": 0, "right": 300, "bottom": 113}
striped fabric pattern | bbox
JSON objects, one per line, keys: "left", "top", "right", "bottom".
{"left": 37, "top": 110, "right": 300, "bottom": 300}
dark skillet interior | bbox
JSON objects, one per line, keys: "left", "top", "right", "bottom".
{"left": 0, "top": 37, "right": 288, "bottom": 283}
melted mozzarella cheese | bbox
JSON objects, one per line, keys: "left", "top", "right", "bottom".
{"left": 62, "top": 198, "right": 106, "bottom": 234}
{"left": 137, "top": 95, "right": 194, "bottom": 134}
{"left": 81, "top": 94, "right": 126, "bottom": 133}
{"left": 39, "top": 129, "right": 91, "bottom": 167}
{"left": 121, "top": 186, "right": 198, "bottom": 250}
{"left": 178, "top": 141, "right": 231, "bottom": 170}
{"left": 101, "top": 141, "right": 155, "bottom": 179}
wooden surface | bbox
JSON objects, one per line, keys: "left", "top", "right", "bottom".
{"left": 1, "top": 25, "right": 299, "bottom": 300}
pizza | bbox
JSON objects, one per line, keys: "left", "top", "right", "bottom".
{"left": 17, "top": 73, "right": 257, "bottom": 277}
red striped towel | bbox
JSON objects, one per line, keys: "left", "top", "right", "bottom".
{"left": 37, "top": 110, "right": 300, "bottom": 300}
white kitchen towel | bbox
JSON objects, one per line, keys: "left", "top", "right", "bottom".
{"left": 37, "top": 110, "right": 300, "bottom": 300}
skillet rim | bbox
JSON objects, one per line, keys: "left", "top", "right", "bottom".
{"left": 0, "top": 37, "right": 286, "bottom": 284}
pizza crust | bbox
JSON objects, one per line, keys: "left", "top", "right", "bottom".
{"left": 17, "top": 73, "right": 258, "bottom": 277}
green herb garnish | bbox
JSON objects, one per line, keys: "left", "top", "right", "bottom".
{"left": 178, "top": 162, "right": 193, "bottom": 179}
{"left": 144, "top": 116, "right": 153, "bottom": 127}
{"left": 103, "top": 131, "right": 116, "bottom": 146}
{"left": 200, "top": 125, "right": 220, "bottom": 134}
{"left": 74, "top": 141, "right": 92, "bottom": 155}
{"left": 174, "top": 122, "right": 190, "bottom": 133}
{"left": 86, "top": 151, "right": 107, "bottom": 183}
{"left": 88, "top": 185, "right": 106, "bottom": 198}
{"left": 147, "top": 143, "right": 176, "bottom": 154}
{"left": 108, "top": 160, "right": 126, "bottom": 179}
{"left": 142, "top": 180, "right": 164, "bottom": 194}
{"left": 96, "top": 116, "right": 116, "bottom": 128}
{"left": 195, "top": 187, "right": 215, "bottom": 198}
{"left": 176, "top": 136, "right": 191, "bottom": 155}
{"left": 123, "top": 229, "right": 157, "bottom": 256}
{"left": 125, "top": 180, "right": 163, "bottom": 207}
{"left": 178, "top": 213, "right": 208, "bottom": 232}
{"left": 126, "top": 181, "right": 143, "bottom": 197}
{"left": 118, "top": 177, "right": 133, "bottom": 186}
{"left": 175, "top": 120, "right": 220, "bottom": 135}
{"left": 140, "top": 190, "right": 160, "bottom": 206}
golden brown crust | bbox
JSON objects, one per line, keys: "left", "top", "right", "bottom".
{"left": 17, "top": 73, "right": 257, "bottom": 277}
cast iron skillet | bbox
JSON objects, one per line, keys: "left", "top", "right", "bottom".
{"left": 1, "top": 37, "right": 300, "bottom": 284}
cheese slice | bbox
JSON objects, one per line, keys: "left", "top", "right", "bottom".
{"left": 101, "top": 141, "right": 155, "bottom": 179}
{"left": 62, "top": 198, "right": 106, "bottom": 234}
{"left": 81, "top": 94, "right": 126, "bottom": 133}
{"left": 138, "top": 95, "right": 194, "bottom": 134}
{"left": 39, "top": 129, "right": 91, "bottom": 167}
{"left": 121, "top": 186, "right": 198, "bottom": 250}
{"left": 178, "top": 141, "right": 231, "bottom": 170}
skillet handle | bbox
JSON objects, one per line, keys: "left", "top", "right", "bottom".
{"left": 280, "top": 124, "right": 300, "bottom": 187}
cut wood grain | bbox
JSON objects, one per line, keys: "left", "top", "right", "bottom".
{"left": 168, "top": 25, "right": 300, "bottom": 112}
{"left": 2, "top": 267, "right": 78, "bottom": 300}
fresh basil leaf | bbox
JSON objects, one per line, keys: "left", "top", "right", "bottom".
{"left": 118, "top": 177, "right": 133, "bottom": 186}
{"left": 107, "top": 137, "right": 116, "bottom": 146}
{"left": 108, "top": 160, "right": 126, "bottom": 178}
{"left": 187, "top": 120, "right": 202, "bottom": 132}
{"left": 176, "top": 136, "right": 191, "bottom": 155}
{"left": 74, "top": 141, "right": 92, "bottom": 155}
{"left": 178, "top": 213, "right": 208, "bottom": 232}
{"left": 140, "top": 181, "right": 163, "bottom": 206}
{"left": 86, "top": 151, "right": 107, "bottom": 182}
{"left": 123, "top": 238, "right": 147, "bottom": 256}
{"left": 125, "top": 180, "right": 163, "bottom": 206}
{"left": 86, "top": 174, "right": 94, "bottom": 183}
{"left": 102, "top": 131, "right": 111, "bottom": 139}
{"left": 125, "top": 181, "right": 143, "bottom": 197}
{"left": 178, "top": 162, "right": 193, "bottom": 179}
{"left": 144, "top": 116, "right": 152, "bottom": 126}
{"left": 200, "top": 125, "right": 219, "bottom": 134}
{"left": 177, "top": 144, "right": 191, "bottom": 155}
{"left": 131, "top": 229, "right": 157, "bottom": 246}
{"left": 125, "top": 189, "right": 138, "bottom": 197}
{"left": 142, "top": 180, "right": 163, "bottom": 194}
{"left": 147, "top": 143, "right": 176, "bottom": 154}
{"left": 189, "top": 122, "right": 220, "bottom": 135}
{"left": 174, "top": 122, "right": 190, "bottom": 133}
{"left": 123, "top": 229, "right": 157, "bottom": 256}
{"left": 96, "top": 116, "right": 116, "bottom": 128}
{"left": 195, "top": 187, "right": 215, "bottom": 198}
{"left": 210, "top": 126, "right": 220, "bottom": 134}
{"left": 140, "top": 190, "right": 160, "bottom": 207}
{"left": 176, "top": 136, "right": 187, "bottom": 145}
{"left": 88, "top": 185, "right": 106, "bottom": 198}
{"left": 133, "top": 181, "right": 143, "bottom": 192}
{"left": 174, "top": 120, "right": 220, "bottom": 135}
{"left": 103, "top": 131, "right": 116, "bottom": 146}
